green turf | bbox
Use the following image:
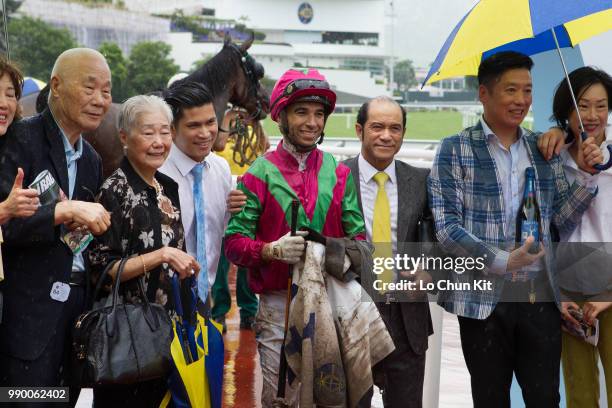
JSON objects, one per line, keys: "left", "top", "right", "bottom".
{"left": 262, "top": 110, "right": 533, "bottom": 140}
{"left": 262, "top": 111, "right": 464, "bottom": 140}
{"left": 404, "top": 111, "right": 464, "bottom": 140}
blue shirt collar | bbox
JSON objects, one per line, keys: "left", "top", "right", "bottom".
{"left": 50, "top": 109, "right": 83, "bottom": 162}
{"left": 60, "top": 130, "right": 83, "bottom": 162}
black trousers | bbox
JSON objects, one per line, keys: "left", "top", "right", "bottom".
{"left": 458, "top": 300, "right": 561, "bottom": 408}
{"left": 0, "top": 285, "right": 85, "bottom": 408}
{"left": 357, "top": 302, "right": 427, "bottom": 408}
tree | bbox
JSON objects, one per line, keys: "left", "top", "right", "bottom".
{"left": 98, "top": 42, "right": 130, "bottom": 102}
{"left": 261, "top": 76, "right": 276, "bottom": 93}
{"left": 189, "top": 54, "right": 212, "bottom": 74}
{"left": 170, "top": 10, "right": 209, "bottom": 39}
{"left": 127, "top": 41, "right": 179, "bottom": 94}
{"left": 390, "top": 59, "right": 417, "bottom": 91}
{"left": 8, "top": 16, "right": 78, "bottom": 80}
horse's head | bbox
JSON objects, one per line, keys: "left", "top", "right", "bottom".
{"left": 224, "top": 34, "right": 269, "bottom": 120}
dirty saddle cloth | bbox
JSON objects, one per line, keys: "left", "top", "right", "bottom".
{"left": 285, "top": 242, "right": 395, "bottom": 408}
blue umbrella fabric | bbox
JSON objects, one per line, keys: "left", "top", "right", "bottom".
{"left": 22, "top": 77, "right": 46, "bottom": 97}
{"left": 423, "top": 0, "right": 612, "bottom": 85}
{"left": 160, "top": 275, "right": 224, "bottom": 408}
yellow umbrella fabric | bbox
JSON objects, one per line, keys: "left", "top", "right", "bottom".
{"left": 424, "top": 3, "right": 612, "bottom": 85}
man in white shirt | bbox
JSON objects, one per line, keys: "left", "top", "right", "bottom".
{"left": 160, "top": 81, "right": 232, "bottom": 313}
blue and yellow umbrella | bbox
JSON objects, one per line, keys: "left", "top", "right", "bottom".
{"left": 424, "top": 0, "right": 612, "bottom": 85}
{"left": 160, "top": 275, "right": 224, "bottom": 408}
{"left": 424, "top": 0, "right": 612, "bottom": 169}
{"left": 22, "top": 77, "right": 47, "bottom": 97}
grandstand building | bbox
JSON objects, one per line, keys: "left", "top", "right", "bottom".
{"left": 18, "top": 0, "right": 170, "bottom": 56}
{"left": 19, "top": 0, "right": 392, "bottom": 100}
{"left": 162, "top": 0, "right": 393, "bottom": 100}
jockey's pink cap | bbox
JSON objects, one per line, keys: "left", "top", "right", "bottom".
{"left": 269, "top": 68, "right": 336, "bottom": 122}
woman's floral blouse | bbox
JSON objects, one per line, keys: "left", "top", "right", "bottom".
{"left": 89, "top": 158, "right": 186, "bottom": 316}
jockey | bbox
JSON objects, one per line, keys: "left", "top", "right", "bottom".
{"left": 224, "top": 68, "right": 366, "bottom": 406}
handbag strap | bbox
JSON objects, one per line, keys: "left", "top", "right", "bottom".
{"left": 107, "top": 255, "right": 162, "bottom": 336}
{"left": 105, "top": 257, "right": 131, "bottom": 337}
{"left": 136, "top": 276, "right": 161, "bottom": 330}
{"left": 92, "top": 258, "right": 120, "bottom": 301}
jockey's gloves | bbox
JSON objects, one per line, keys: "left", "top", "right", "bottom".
{"left": 262, "top": 230, "right": 308, "bottom": 264}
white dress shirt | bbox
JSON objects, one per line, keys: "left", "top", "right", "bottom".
{"left": 358, "top": 154, "right": 398, "bottom": 256}
{"left": 480, "top": 117, "right": 597, "bottom": 274}
{"left": 480, "top": 118, "right": 543, "bottom": 273}
{"left": 160, "top": 144, "right": 232, "bottom": 286}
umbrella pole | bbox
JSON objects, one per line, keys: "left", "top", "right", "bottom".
{"left": 550, "top": 28, "right": 612, "bottom": 170}
{"left": 0, "top": 0, "right": 9, "bottom": 60}
{"left": 550, "top": 29, "right": 585, "bottom": 134}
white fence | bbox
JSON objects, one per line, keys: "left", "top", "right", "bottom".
{"left": 460, "top": 107, "right": 534, "bottom": 129}
{"left": 318, "top": 145, "right": 435, "bottom": 168}
{"left": 334, "top": 103, "right": 533, "bottom": 131}
{"left": 269, "top": 138, "right": 437, "bottom": 168}
{"left": 334, "top": 102, "right": 482, "bottom": 113}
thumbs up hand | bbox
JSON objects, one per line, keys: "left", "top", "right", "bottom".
{"left": 1, "top": 168, "right": 40, "bottom": 222}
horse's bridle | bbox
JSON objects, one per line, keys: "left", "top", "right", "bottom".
{"left": 227, "top": 42, "right": 265, "bottom": 121}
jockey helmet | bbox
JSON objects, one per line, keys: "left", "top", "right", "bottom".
{"left": 269, "top": 68, "right": 336, "bottom": 122}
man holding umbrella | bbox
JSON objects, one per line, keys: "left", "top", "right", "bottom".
{"left": 428, "top": 51, "right": 602, "bottom": 407}
{"left": 224, "top": 68, "right": 366, "bottom": 406}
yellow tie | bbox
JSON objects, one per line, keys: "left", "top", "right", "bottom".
{"left": 372, "top": 172, "right": 393, "bottom": 290}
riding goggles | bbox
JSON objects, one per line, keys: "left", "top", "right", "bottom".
{"left": 270, "top": 79, "right": 332, "bottom": 110}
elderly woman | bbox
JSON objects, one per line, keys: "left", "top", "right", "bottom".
{"left": 89, "top": 95, "right": 199, "bottom": 406}
{"left": 553, "top": 67, "right": 612, "bottom": 408}
{"left": 0, "top": 57, "right": 39, "bottom": 226}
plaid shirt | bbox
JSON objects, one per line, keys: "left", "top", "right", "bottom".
{"left": 428, "top": 122, "right": 596, "bottom": 319}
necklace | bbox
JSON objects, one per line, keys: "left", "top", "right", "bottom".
{"left": 152, "top": 178, "right": 175, "bottom": 216}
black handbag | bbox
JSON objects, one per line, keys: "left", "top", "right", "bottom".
{"left": 72, "top": 256, "right": 173, "bottom": 387}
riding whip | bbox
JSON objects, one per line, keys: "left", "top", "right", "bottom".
{"left": 273, "top": 199, "right": 300, "bottom": 407}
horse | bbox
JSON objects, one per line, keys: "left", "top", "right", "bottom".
{"left": 20, "top": 35, "right": 269, "bottom": 178}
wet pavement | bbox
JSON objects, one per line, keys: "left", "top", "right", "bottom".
{"left": 217, "top": 266, "right": 386, "bottom": 408}
{"left": 75, "top": 267, "right": 457, "bottom": 408}
{"left": 221, "top": 266, "right": 261, "bottom": 407}
{"left": 77, "top": 266, "right": 604, "bottom": 407}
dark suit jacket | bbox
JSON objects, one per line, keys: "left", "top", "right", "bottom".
{"left": 0, "top": 109, "right": 103, "bottom": 361}
{"left": 344, "top": 155, "right": 433, "bottom": 355}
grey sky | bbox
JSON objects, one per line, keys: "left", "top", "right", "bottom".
{"left": 390, "top": 0, "right": 612, "bottom": 72}
{"left": 390, "top": 0, "right": 476, "bottom": 67}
